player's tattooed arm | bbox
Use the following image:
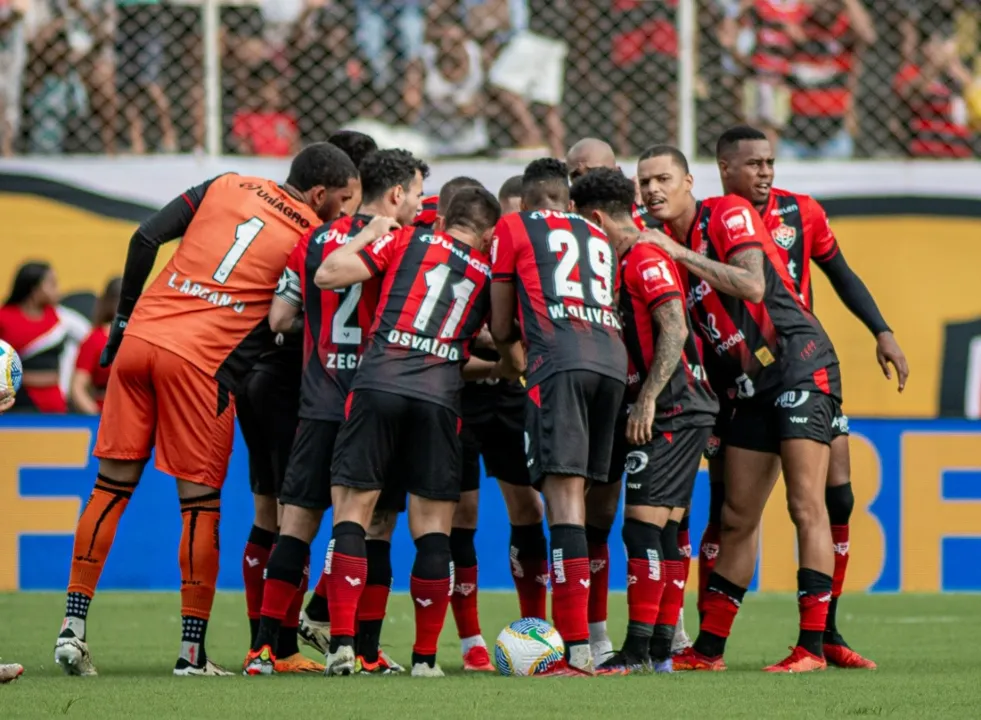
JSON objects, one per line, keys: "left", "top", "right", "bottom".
{"left": 676, "top": 246, "right": 765, "bottom": 303}
{"left": 625, "top": 298, "right": 688, "bottom": 445}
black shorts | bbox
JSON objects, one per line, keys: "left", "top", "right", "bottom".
{"left": 831, "top": 402, "right": 850, "bottom": 439}
{"left": 280, "top": 419, "right": 340, "bottom": 510}
{"left": 704, "top": 397, "right": 734, "bottom": 460}
{"left": 460, "top": 415, "right": 531, "bottom": 492}
{"left": 332, "top": 390, "right": 462, "bottom": 502}
{"left": 526, "top": 370, "right": 625, "bottom": 487}
{"left": 237, "top": 368, "right": 300, "bottom": 497}
{"left": 727, "top": 389, "right": 836, "bottom": 454}
{"left": 610, "top": 425, "right": 712, "bottom": 508}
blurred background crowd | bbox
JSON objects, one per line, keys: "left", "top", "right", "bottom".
{"left": 0, "top": 0, "right": 979, "bottom": 160}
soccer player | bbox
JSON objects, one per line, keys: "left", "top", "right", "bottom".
{"left": 52, "top": 143, "right": 360, "bottom": 678}
{"left": 498, "top": 176, "right": 523, "bottom": 215}
{"left": 491, "top": 159, "right": 627, "bottom": 674}
{"left": 244, "top": 149, "right": 430, "bottom": 677}
{"left": 566, "top": 137, "right": 695, "bottom": 659}
{"left": 713, "top": 125, "right": 908, "bottom": 668}
{"left": 571, "top": 169, "right": 719, "bottom": 674}
{"left": 298, "top": 129, "right": 379, "bottom": 645}
{"left": 318, "top": 187, "right": 503, "bottom": 678}
{"left": 637, "top": 145, "right": 841, "bottom": 672}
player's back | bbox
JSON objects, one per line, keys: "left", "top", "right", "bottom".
{"left": 354, "top": 226, "right": 492, "bottom": 413}
{"left": 127, "top": 174, "right": 320, "bottom": 388}
{"left": 492, "top": 209, "right": 627, "bottom": 386}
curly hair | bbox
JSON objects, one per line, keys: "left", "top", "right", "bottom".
{"left": 569, "top": 167, "right": 636, "bottom": 220}
{"left": 359, "top": 149, "right": 430, "bottom": 204}
{"left": 521, "top": 158, "right": 570, "bottom": 209}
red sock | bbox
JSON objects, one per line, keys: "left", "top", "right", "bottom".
{"left": 356, "top": 583, "right": 390, "bottom": 622}
{"left": 698, "top": 522, "right": 720, "bottom": 616}
{"left": 626, "top": 558, "right": 665, "bottom": 625}
{"left": 451, "top": 564, "right": 481, "bottom": 639}
{"left": 587, "top": 542, "right": 609, "bottom": 625}
{"left": 260, "top": 578, "right": 298, "bottom": 622}
{"left": 326, "top": 553, "right": 367, "bottom": 638}
{"left": 678, "top": 527, "right": 692, "bottom": 584}
{"left": 243, "top": 541, "right": 272, "bottom": 622}
{"left": 512, "top": 555, "right": 548, "bottom": 620}
{"left": 551, "top": 557, "right": 590, "bottom": 643}
{"left": 313, "top": 572, "right": 329, "bottom": 602}
{"left": 657, "top": 559, "right": 685, "bottom": 627}
{"left": 700, "top": 586, "right": 741, "bottom": 640}
{"left": 411, "top": 575, "right": 453, "bottom": 656}
{"left": 831, "top": 525, "right": 849, "bottom": 598}
{"left": 282, "top": 556, "right": 309, "bottom": 631}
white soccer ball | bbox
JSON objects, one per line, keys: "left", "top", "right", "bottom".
{"left": 494, "top": 618, "right": 565, "bottom": 676}
{"left": 0, "top": 340, "right": 23, "bottom": 399}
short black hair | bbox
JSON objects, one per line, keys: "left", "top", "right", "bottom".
{"left": 359, "top": 149, "right": 430, "bottom": 204}
{"left": 716, "top": 125, "right": 768, "bottom": 160}
{"left": 438, "top": 176, "right": 484, "bottom": 215}
{"left": 522, "top": 158, "right": 570, "bottom": 209}
{"left": 443, "top": 187, "right": 502, "bottom": 236}
{"left": 286, "top": 142, "right": 359, "bottom": 191}
{"left": 638, "top": 144, "right": 690, "bottom": 175}
{"left": 570, "top": 168, "right": 635, "bottom": 220}
{"left": 327, "top": 130, "right": 378, "bottom": 169}
{"left": 498, "top": 175, "right": 523, "bottom": 202}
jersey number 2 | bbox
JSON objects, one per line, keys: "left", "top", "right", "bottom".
{"left": 548, "top": 229, "right": 613, "bottom": 305}
{"left": 412, "top": 265, "right": 476, "bottom": 338}
{"left": 213, "top": 217, "right": 265, "bottom": 284}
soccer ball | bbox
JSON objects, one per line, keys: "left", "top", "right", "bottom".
{"left": 494, "top": 618, "right": 565, "bottom": 676}
{"left": 0, "top": 340, "right": 23, "bottom": 398}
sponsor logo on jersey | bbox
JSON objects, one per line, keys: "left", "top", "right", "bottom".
{"left": 715, "top": 330, "right": 746, "bottom": 355}
{"left": 317, "top": 227, "right": 350, "bottom": 245}
{"left": 771, "top": 223, "right": 797, "bottom": 250}
{"left": 638, "top": 258, "right": 676, "bottom": 294}
{"left": 419, "top": 234, "right": 491, "bottom": 276}
{"left": 371, "top": 233, "right": 396, "bottom": 255}
{"left": 686, "top": 279, "right": 713, "bottom": 309}
{"left": 775, "top": 390, "right": 810, "bottom": 408}
{"left": 721, "top": 206, "right": 755, "bottom": 241}
{"left": 755, "top": 346, "right": 776, "bottom": 366}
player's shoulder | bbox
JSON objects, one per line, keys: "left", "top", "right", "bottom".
{"left": 706, "top": 193, "right": 756, "bottom": 214}
{"left": 772, "top": 186, "right": 821, "bottom": 210}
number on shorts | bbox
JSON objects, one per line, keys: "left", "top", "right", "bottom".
{"left": 412, "top": 264, "right": 477, "bottom": 338}
{"left": 547, "top": 229, "right": 613, "bottom": 305}
{"left": 332, "top": 283, "right": 363, "bottom": 345}
{"left": 213, "top": 217, "right": 265, "bottom": 284}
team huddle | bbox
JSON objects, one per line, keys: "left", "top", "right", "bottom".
{"left": 49, "top": 125, "right": 909, "bottom": 679}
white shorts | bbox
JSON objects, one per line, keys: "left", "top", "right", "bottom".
{"left": 489, "top": 31, "right": 568, "bottom": 107}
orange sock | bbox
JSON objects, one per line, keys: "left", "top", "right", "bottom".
{"left": 67, "top": 474, "right": 136, "bottom": 599}
{"left": 179, "top": 492, "right": 221, "bottom": 621}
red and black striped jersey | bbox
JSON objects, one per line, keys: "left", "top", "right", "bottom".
{"left": 618, "top": 242, "right": 718, "bottom": 430}
{"left": 760, "top": 188, "right": 839, "bottom": 310}
{"left": 414, "top": 195, "right": 439, "bottom": 228}
{"left": 491, "top": 210, "right": 627, "bottom": 387}
{"left": 354, "top": 226, "right": 492, "bottom": 414}
{"left": 666, "top": 194, "right": 840, "bottom": 401}
{"left": 633, "top": 202, "right": 663, "bottom": 231}
{"left": 277, "top": 213, "right": 380, "bottom": 420}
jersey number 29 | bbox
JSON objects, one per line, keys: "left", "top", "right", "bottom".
{"left": 548, "top": 229, "right": 613, "bottom": 306}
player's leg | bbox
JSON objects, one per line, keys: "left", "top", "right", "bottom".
{"left": 823, "top": 414, "right": 875, "bottom": 669}
{"left": 244, "top": 419, "right": 336, "bottom": 675}
{"left": 679, "top": 401, "right": 781, "bottom": 671}
{"left": 671, "top": 510, "right": 693, "bottom": 654}
{"left": 763, "top": 392, "right": 835, "bottom": 673}
{"left": 450, "top": 425, "right": 493, "bottom": 670}
{"left": 499, "top": 481, "right": 547, "bottom": 617}
{"left": 404, "top": 399, "right": 465, "bottom": 678}
{"left": 698, "top": 409, "right": 730, "bottom": 620}
{"left": 657, "top": 507, "right": 688, "bottom": 669}
{"left": 323, "top": 390, "right": 396, "bottom": 676}
{"left": 355, "top": 506, "right": 403, "bottom": 674}
{"left": 55, "top": 337, "right": 155, "bottom": 677}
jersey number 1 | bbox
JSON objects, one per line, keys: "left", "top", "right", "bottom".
{"left": 412, "top": 265, "right": 476, "bottom": 338}
{"left": 213, "top": 217, "right": 265, "bottom": 284}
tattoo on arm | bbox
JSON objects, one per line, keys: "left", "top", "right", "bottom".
{"left": 640, "top": 299, "right": 688, "bottom": 402}
{"left": 678, "top": 247, "right": 765, "bottom": 301}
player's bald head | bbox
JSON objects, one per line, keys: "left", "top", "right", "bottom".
{"left": 567, "top": 138, "right": 617, "bottom": 180}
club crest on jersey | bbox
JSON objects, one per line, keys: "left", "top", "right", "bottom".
{"left": 771, "top": 223, "right": 797, "bottom": 250}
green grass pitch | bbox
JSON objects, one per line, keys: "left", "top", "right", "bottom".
{"left": 1, "top": 592, "right": 978, "bottom": 718}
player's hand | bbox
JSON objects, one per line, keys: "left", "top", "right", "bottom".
{"left": 365, "top": 215, "right": 400, "bottom": 239}
{"left": 0, "top": 391, "right": 14, "bottom": 414}
{"left": 474, "top": 325, "right": 495, "bottom": 351}
{"left": 639, "top": 229, "right": 682, "bottom": 259}
{"left": 100, "top": 314, "right": 129, "bottom": 368}
{"left": 625, "top": 397, "right": 656, "bottom": 446}
{"left": 875, "top": 331, "right": 909, "bottom": 393}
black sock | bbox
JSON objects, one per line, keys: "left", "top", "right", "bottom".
{"left": 305, "top": 592, "right": 329, "bottom": 623}
{"left": 356, "top": 539, "right": 392, "bottom": 662}
{"left": 824, "top": 596, "right": 843, "bottom": 643}
{"left": 181, "top": 616, "right": 208, "bottom": 666}
{"left": 253, "top": 535, "right": 308, "bottom": 653}
{"left": 693, "top": 574, "right": 747, "bottom": 659}
{"left": 649, "top": 625, "right": 675, "bottom": 663}
{"left": 624, "top": 623, "right": 653, "bottom": 662}
{"left": 450, "top": 527, "right": 478, "bottom": 567}
{"left": 357, "top": 620, "right": 383, "bottom": 663}
{"left": 277, "top": 625, "right": 300, "bottom": 658}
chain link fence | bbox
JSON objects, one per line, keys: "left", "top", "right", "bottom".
{"left": 1, "top": 0, "right": 979, "bottom": 159}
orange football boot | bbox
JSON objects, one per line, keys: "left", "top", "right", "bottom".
{"left": 274, "top": 653, "right": 325, "bottom": 674}
{"left": 763, "top": 646, "right": 828, "bottom": 673}
{"left": 462, "top": 645, "right": 496, "bottom": 672}
{"left": 243, "top": 645, "right": 276, "bottom": 676}
{"left": 671, "top": 647, "right": 727, "bottom": 672}
{"left": 824, "top": 644, "right": 877, "bottom": 669}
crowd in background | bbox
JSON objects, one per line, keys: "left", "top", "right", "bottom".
{"left": 0, "top": 0, "right": 979, "bottom": 159}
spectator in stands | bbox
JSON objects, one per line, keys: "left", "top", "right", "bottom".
{"left": 894, "top": 14, "right": 975, "bottom": 158}
{"left": 67, "top": 0, "right": 117, "bottom": 153}
{"left": 780, "top": 0, "right": 876, "bottom": 159}
{"left": 26, "top": 17, "right": 90, "bottom": 154}
{"left": 355, "top": 0, "right": 424, "bottom": 121}
{"left": 71, "top": 277, "right": 120, "bottom": 414}
{"left": 230, "top": 60, "right": 299, "bottom": 157}
{"left": 0, "top": 0, "right": 27, "bottom": 156}
{"left": 413, "top": 19, "right": 488, "bottom": 156}
{"left": 115, "top": 0, "right": 177, "bottom": 154}
{"left": 287, "top": 0, "right": 371, "bottom": 145}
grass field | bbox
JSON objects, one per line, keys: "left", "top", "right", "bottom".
{"left": 1, "top": 592, "right": 978, "bottom": 718}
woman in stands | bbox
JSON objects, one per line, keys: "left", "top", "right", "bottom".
{"left": 71, "top": 277, "right": 121, "bottom": 414}
{"left": 0, "top": 261, "right": 69, "bottom": 412}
